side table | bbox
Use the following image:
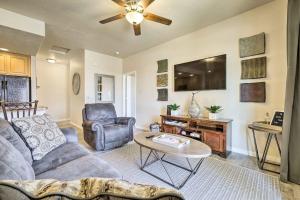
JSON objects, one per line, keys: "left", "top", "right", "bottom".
{"left": 248, "top": 123, "right": 282, "bottom": 174}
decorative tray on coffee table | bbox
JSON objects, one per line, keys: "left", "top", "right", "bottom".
{"left": 152, "top": 134, "right": 190, "bottom": 148}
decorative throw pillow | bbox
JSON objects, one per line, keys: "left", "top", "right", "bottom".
{"left": 0, "top": 135, "right": 35, "bottom": 180}
{"left": 0, "top": 119, "right": 33, "bottom": 165}
{"left": 12, "top": 114, "right": 66, "bottom": 161}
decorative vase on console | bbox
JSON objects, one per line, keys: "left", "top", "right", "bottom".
{"left": 188, "top": 92, "right": 201, "bottom": 118}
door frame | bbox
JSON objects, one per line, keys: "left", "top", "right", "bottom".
{"left": 123, "top": 71, "right": 137, "bottom": 118}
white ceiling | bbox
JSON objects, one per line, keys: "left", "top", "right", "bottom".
{"left": 0, "top": 25, "right": 44, "bottom": 55}
{"left": 0, "top": 0, "right": 273, "bottom": 61}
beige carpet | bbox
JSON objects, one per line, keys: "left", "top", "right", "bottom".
{"left": 94, "top": 142, "right": 281, "bottom": 200}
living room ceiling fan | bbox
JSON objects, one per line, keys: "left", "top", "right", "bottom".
{"left": 99, "top": 0, "right": 172, "bottom": 36}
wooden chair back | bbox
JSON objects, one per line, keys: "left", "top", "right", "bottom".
{"left": 1, "top": 100, "right": 39, "bottom": 121}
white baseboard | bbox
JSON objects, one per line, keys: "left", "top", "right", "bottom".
{"left": 231, "top": 147, "right": 281, "bottom": 163}
{"left": 135, "top": 125, "right": 148, "bottom": 131}
{"left": 55, "top": 118, "right": 70, "bottom": 124}
{"left": 70, "top": 121, "right": 83, "bottom": 130}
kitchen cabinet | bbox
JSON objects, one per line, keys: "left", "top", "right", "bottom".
{"left": 0, "top": 52, "right": 30, "bottom": 77}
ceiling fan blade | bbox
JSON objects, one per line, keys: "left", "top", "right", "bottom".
{"left": 111, "top": 0, "right": 125, "bottom": 7}
{"left": 133, "top": 24, "right": 141, "bottom": 36}
{"left": 144, "top": 13, "right": 172, "bottom": 25}
{"left": 99, "top": 13, "right": 124, "bottom": 24}
{"left": 140, "top": 0, "right": 155, "bottom": 8}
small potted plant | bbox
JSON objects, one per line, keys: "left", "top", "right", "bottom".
{"left": 168, "top": 104, "right": 180, "bottom": 116}
{"left": 205, "top": 105, "right": 223, "bottom": 120}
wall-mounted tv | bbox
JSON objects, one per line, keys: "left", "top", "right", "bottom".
{"left": 174, "top": 54, "right": 226, "bottom": 91}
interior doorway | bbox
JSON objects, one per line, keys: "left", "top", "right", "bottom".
{"left": 123, "top": 71, "right": 136, "bottom": 118}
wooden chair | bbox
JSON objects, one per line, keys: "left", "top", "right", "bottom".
{"left": 1, "top": 100, "right": 39, "bottom": 121}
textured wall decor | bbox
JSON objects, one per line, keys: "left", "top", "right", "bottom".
{"left": 157, "top": 59, "right": 168, "bottom": 73}
{"left": 241, "top": 57, "right": 267, "bottom": 79}
{"left": 157, "top": 89, "right": 168, "bottom": 101}
{"left": 72, "top": 73, "right": 81, "bottom": 95}
{"left": 239, "top": 33, "right": 265, "bottom": 58}
{"left": 157, "top": 74, "right": 168, "bottom": 87}
{"left": 240, "top": 82, "right": 266, "bottom": 102}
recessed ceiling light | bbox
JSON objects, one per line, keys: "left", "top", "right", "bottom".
{"left": 189, "top": 74, "right": 194, "bottom": 77}
{"left": 0, "top": 48, "right": 9, "bottom": 52}
{"left": 178, "top": 72, "right": 182, "bottom": 75}
{"left": 115, "top": 51, "right": 120, "bottom": 55}
{"left": 208, "top": 70, "right": 212, "bottom": 73}
{"left": 47, "top": 58, "right": 56, "bottom": 64}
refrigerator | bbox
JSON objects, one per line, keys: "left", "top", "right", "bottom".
{"left": 0, "top": 75, "right": 31, "bottom": 103}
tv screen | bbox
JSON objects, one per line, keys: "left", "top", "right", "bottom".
{"left": 174, "top": 54, "right": 226, "bottom": 91}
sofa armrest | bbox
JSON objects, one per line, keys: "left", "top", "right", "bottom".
{"left": 60, "top": 127, "right": 78, "bottom": 143}
{"left": 116, "top": 117, "right": 136, "bottom": 127}
{"left": 82, "top": 120, "right": 104, "bottom": 132}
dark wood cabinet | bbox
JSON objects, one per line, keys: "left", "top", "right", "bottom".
{"left": 161, "top": 115, "right": 232, "bottom": 158}
{"left": 203, "top": 131, "right": 224, "bottom": 152}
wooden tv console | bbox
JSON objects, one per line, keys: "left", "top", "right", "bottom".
{"left": 160, "top": 115, "right": 233, "bottom": 158}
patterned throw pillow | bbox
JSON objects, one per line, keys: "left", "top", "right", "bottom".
{"left": 12, "top": 114, "right": 66, "bottom": 161}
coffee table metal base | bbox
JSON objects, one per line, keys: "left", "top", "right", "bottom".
{"left": 139, "top": 146, "right": 204, "bottom": 189}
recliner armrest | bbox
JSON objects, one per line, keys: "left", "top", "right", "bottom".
{"left": 82, "top": 120, "right": 104, "bottom": 132}
{"left": 60, "top": 127, "right": 78, "bottom": 143}
{"left": 116, "top": 117, "right": 136, "bottom": 127}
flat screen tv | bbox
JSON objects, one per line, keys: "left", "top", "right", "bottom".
{"left": 174, "top": 54, "right": 226, "bottom": 91}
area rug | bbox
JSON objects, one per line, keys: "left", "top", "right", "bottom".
{"left": 94, "top": 143, "right": 281, "bottom": 200}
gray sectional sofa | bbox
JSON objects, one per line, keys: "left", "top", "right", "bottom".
{"left": 0, "top": 119, "right": 121, "bottom": 181}
{"left": 0, "top": 118, "right": 184, "bottom": 199}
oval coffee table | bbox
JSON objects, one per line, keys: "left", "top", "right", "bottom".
{"left": 134, "top": 132, "right": 212, "bottom": 189}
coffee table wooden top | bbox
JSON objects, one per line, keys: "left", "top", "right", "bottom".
{"left": 134, "top": 132, "right": 212, "bottom": 159}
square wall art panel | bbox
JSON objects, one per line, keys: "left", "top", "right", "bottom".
{"left": 241, "top": 57, "right": 267, "bottom": 79}
{"left": 157, "top": 74, "right": 168, "bottom": 87}
{"left": 157, "top": 89, "right": 168, "bottom": 101}
{"left": 240, "top": 82, "right": 266, "bottom": 103}
{"left": 239, "top": 32, "right": 265, "bottom": 58}
{"left": 157, "top": 59, "right": 168, "bottom": 73}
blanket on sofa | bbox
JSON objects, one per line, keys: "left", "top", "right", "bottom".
{"left": 0, "top": 178, "right": 184, "bottom": 200}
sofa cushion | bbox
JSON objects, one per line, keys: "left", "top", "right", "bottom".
{"left": 0, "top": 119, "right": 33, "bottom": 165}
{"left": 36, "top": 155, "right": 121, "bottom": 180}
{"left": 12, "top": 114, "right": 66, "bottom": 161}
{"left": 103, "top": 124, "right": 129, "bottom": 143}
{"left": 32, "top": 143, "right": 89, "bottom": 175}
{"left": 0, "top": 135, "right": 35, "bottom": 180}
{"left": 85, "top": 103, "right": 117, "bottom": 123}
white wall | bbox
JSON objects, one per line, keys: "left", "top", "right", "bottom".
{"left": 36, "top": 59, "right": 69, "bottom": 121}
{"left": 123, "top": 0, "right": 287, "bottom": 161}
{"left": 33, "top": 51, "right": 122, "bottom": 127}
{"left": 69, "top": 49, "right": 85, "bottom": 127}
{"left": 30, "top": 56, "right": 37, "bottom": 100}
{"left": 84, "top": 50, "right": 123, "bottom": 116}
{"left": 0, "top": 8, "right": 45, "bottom": 36}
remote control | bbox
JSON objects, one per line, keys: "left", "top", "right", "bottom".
{"left": 145, "top": 135, "right": 155, "bottom": 139}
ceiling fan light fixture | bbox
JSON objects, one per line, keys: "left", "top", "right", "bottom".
{"left": 126, "top": 11, "right": 144, "bottom": 24}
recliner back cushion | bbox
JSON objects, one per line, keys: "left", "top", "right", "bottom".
{"left": 85, "top": 103, "right": 117, "bottom": 123}
{"left": 0, "top": 119, "right": 33, "bottom": 165}
{"left": 0, "top": 135, "right": 35, "bottom": 180}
